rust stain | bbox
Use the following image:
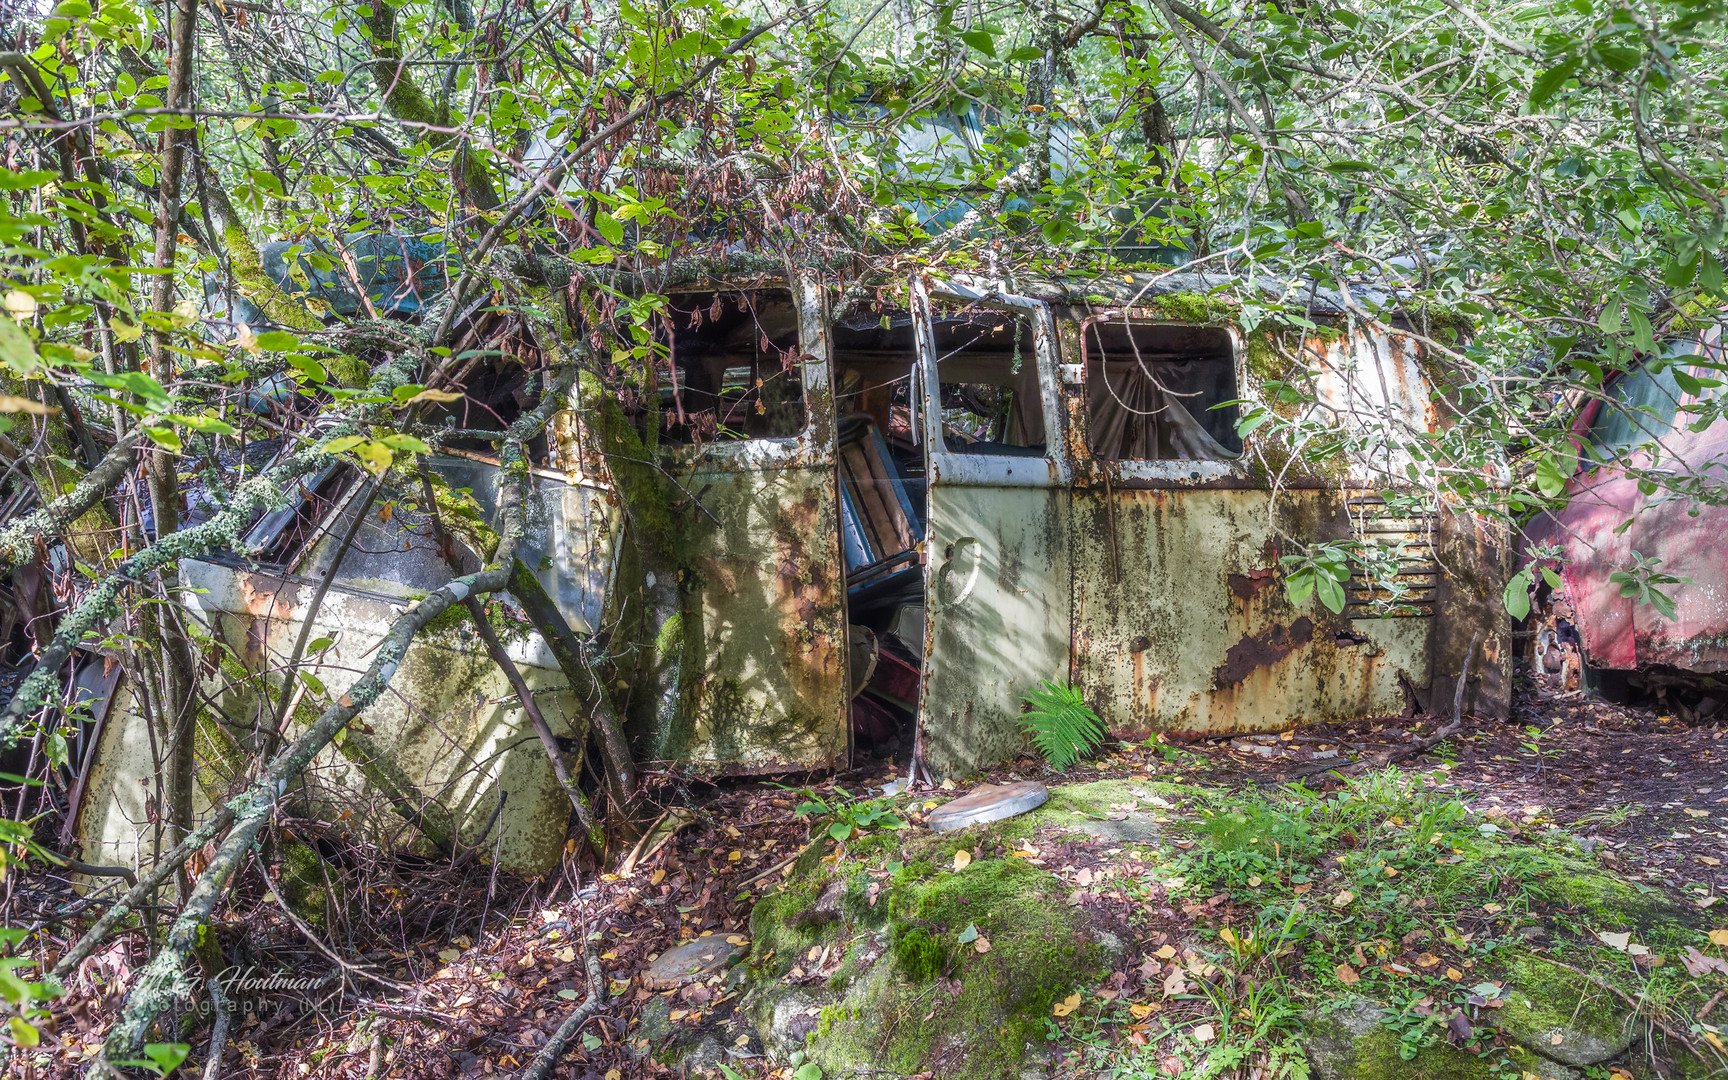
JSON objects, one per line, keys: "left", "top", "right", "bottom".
{"left": 1212, "top": 617, "right": 1314, "bottom": 689}
{"left": 1226, "top": 568, "right": 1276, "bottom": 602}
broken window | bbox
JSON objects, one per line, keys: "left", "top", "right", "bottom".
{"left": 1082, "top": 320, "right": 1241, "bottom": 461}
{"left": 930, "top": 303, "right": 1045, "bottom": 456}
{"left": 623, "top": 290, "right": 806, "bottom": 443}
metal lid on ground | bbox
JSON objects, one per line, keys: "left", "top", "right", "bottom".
{"left": 925, "top": 781, "right": 1049, "bottom": 833}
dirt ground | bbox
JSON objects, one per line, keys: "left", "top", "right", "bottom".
{"left": 31, "top": 680, "right": 1728, "bottom": 1079}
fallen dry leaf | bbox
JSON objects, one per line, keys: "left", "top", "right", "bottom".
{"left": 1153, "top": 945, "right": 1177, "bottom": 960}
{"left": 1162, "top": 968, "right": 1188, "bottom": 997}
{"left": 1192, "top": 1023, "right": 1216, "bottom": 1043}
{"left": 974, "top": 936, "right": 991, "bottom": 954}
{"left": 1597, "top": 931, "right": 1632, "bottom": 951}
{"left": 1130, "top": 1003, "right": 1156, "bottom": 1019}
{"left": 953, "top": 849, "right": 972, "bottom": 871}
{"left": 1682, "top": 945, "right": 1728, "bottom": 978}
{"left": 1415, "top": 953, "right": 1440, "bottom": 969}
{"left": 1700, "top": 857, "right": 1722, "bottom": 867}
{"left": 1333, "top": 890, "right": 1355, "bottom": 908}
{"left": 1052, "top": 993, "right": 1082, "bottom": 1017}
{"left": 1445, "top": 968, "right": 1463, "bottom": 982}
{"left": 1482, "top": 902, "right": 1503, "bottom": 914}
{"left": 1709, "top": 929, "right": 1728, "bottom": 947}
{"left": 1335, "top": 964, "right": 1361, "bottom": 986}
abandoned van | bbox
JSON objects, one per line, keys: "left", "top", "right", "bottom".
{"left": 71, "top": 269, "right": 1510, "bottom": 874}
{"left": 557, "top": 272, "right": 1511, "bottom": 780}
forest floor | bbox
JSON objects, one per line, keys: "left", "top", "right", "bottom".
{"left": 34, "top": 677, "right": 1728, "bottom": 1080}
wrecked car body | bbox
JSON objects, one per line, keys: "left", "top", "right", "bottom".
{"left": 1532, "top": 330, "right": 1728, "bottom": 705}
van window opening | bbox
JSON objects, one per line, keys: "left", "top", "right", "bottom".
{"left": 930, "top": 304, "right": 1045, "bottom": 457}
{"left": 623, "top": 290, "right": 805, "bottom": 444}
{"left": 1082, "top": 319, "right": 1241, "bottom": 461}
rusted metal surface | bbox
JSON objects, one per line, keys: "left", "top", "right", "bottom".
{"left": 73, "top": 550, "right": 585, "bottom": 875}
{"left": 1069, "top": 488, "right": 1432, "bottom": 736}
{"left": 650, "top": 280, "right": 850, "bottom": 772}
{"left": 1552, "top": 335, "right": 1728, "bottom": 674}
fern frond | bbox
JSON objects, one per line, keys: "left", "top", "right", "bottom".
{"left": 1018, "top": 680, "right": 1106, "bottom": 770}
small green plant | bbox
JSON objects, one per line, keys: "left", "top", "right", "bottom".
{"left": 1019, "top": 680, "right": 1107, "bottom": 770}
{"left": 111, "top": 1044, "right": 191, "bottom": 1077}
{"left": 787, "top": 785, "right": 907, "bottom": 842}
{"left": 1280, "top": 540, "right": 1355, "bottom": 614}
{"left": 1608, "top": 550, "right": 1688, "bottom": 620}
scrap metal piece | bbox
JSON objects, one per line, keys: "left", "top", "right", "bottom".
{"left": 925, "top": 780, "right": 1049, "bottom": 832}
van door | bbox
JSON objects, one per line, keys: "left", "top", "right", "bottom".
{"left": 912, "top": 279, "right": 1073, "bottom": 778}
{"left": 644, "top": 280, "right": 850, "bottom": 772}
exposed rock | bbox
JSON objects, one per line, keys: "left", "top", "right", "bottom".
{"left": 1304, "top": 999, "right": 1499, "bottom": 1080}
{"left": 1496, "top": 954, "right": 1639, "bottom": 1066}
{"left": 644, "top": 936, "right": 745, "bottom": 989}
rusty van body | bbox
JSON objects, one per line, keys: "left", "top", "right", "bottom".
{"left": 566, "top": 271, "right": 1511, "bottom": 779}
{"left": 70, "top": 269, "right": 1509, "bottom": 878}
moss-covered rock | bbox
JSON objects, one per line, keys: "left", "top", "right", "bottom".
{"left": 741, "top": 798, "right": 1130, "bottom": 1079}
{"left": 1304, "top": 1000, "right": 1498, "bottom": 1080}
{"left": 1495, "top": 953, "right": 1637, "bottom": 1067}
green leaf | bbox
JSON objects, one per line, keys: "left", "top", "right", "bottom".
{"left": 1534, "top": 453, "right": 1573, "bottom": 497}
{"left": 1285, "top": 566, "right": 1316, "bottom": 608}
{"left": 595, "top": 211, "right": 624, "bottom": 245}
{"left": 297, "top": 670, "right": 325, "bottom": 696}
{"left": 0, "top": 317, "right": 40, "bottom": 375}
{"left": 306, "top": 636, "right": 335, "bottom": 652}
{"left": 254, "top": 330, "right": 299, "bottom": 351}
{"left": 323, "top": 435, "right": 368, "bottom": 454}
{"left": 1541, "top": 566, "right": 1563, "bottom": 589}
{"left": 1005, "top": 45, "right": 1044, "bottom": 61}
{"left": 1503, "top": 568, "right": 1533, "bottom": 620}
{"left": 144, "top": 1043, "right": 191, "bottom": 1077}
{"left": 0, "top": 169, "right": 55, "bottom": 191}
{"left": 557, "top": 988, "right": 579, "bottom": 1000}
{"left": 828, "top": 821, "right": 853, "bottom": 842}
{"left": 957, "top": 923, "right": 979, "bottom": 944}
{"left": 958, "top": 29, "right": 995, "bottom": 56}
{"left": 1018, "top": 680, "right": 1106, "bottom": 770}
{"left": 794, "top": 1064, "right": 825, "bottom": 1080}
{"left": 1315, "top": 573, "right": 1346, "bottom": 614}
{"left": 1627, "top": 307, "right": 1655, "bottom": 354}
{"left": 7, "top": 1016, "right": 38, "bottom": 1047}
{"left": 1528, "top": 58, "right": 1579, "bottom": 107}
{"left": 1597, "top": 302, "right": 1623, "bottom": 335}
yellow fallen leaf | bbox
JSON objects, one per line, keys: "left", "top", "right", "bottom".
{"left": 1333, "top": 890, "right": 1355, "bottom": 908}
{"left": 1445, "top": 968, "right": 1463, "bottom": 982}
{"left": 1219, "top": 928, "right": 1238, "bottom": 945}
{"left": 1336, "top": 964, "right": 1361, "bottom": 985}
{"left": 606, "top": 1070, "right": 622, "bottom": 1080}
{"left": 1597, "top": 931, "right": 1632, "bottom": 951}
{"left": 974, "top": 936, "right": 991, "bottom": 954}
{"left": 1383, "top": 866, "right": 1399, "bottom": 877}
{"left": 1154, "top": 945, "right": 1177, "bottom": 960}
{"left": 1704, "top": 1032, "right": 1727, "bottom": 1054}
{"left": 1699, "top": 857, "right": 1721, "bottom": 867}
{"left": 1686, "top": 809, "right": 1710, "bottom": 818}
{"left": 1193, "top": 1023, "right": 1216, "bottom": 1043}
{"left": 1482, "top": 903, "right": 1504, "bottom": 914}
{"left": 728, "top": 850, "right": 742, "bottom": 862}
{"left": 650, "top": 869, "right": 666, "bottom": 885}
{"left": 0, "top": 395, "right": 52, "bottom": 415}
{"left": 601, "top": 950, "right": 618, "bottom": 960}
{"left": 1053, "top": 993, "right": 1081, "bottom": 1017}
{"left": 1246, "top": 875, "right": 1263, "bottom": 887}
{"left": 437, "top": 949, "right": 460, "bottom": 962}
{"left": 953, "top": 849, "right": 972, "bottom": 871}
{"left": 1709, "top": 929, "right": 1728, "bottom": 947}
{"left": 726, "top": 935, "right": 748, "bottom": 946}
{"left": 940, "top": 778, "right": 957, "bottom": 791}
{"left": 1415, "top": 953, "right": 1440, "bottom": 969}
{"left": 1130, "top": 1003, "right": 1156, "bottom": 1019}
{"left": 556, "top": 947, "right": 576, "bottom": 963}
{"left": 669, "top": 1010, "right": 687, "bottom": 1021}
